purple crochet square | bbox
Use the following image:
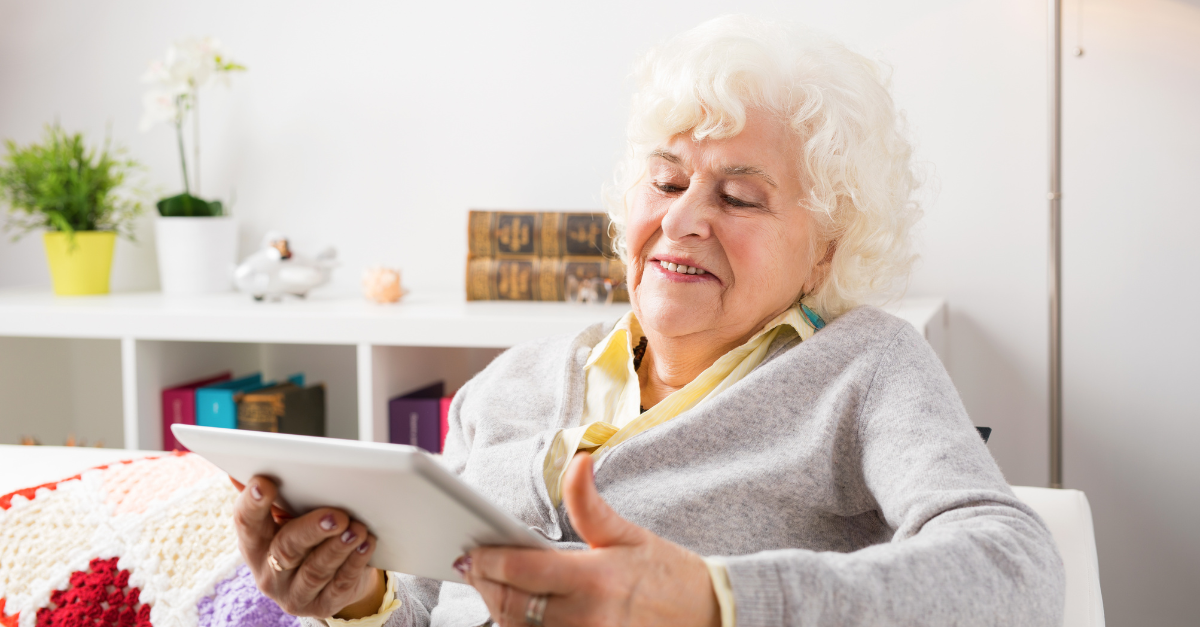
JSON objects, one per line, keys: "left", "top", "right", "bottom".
{"left": 198, "top": 564, "right": 301, "bottom": 627}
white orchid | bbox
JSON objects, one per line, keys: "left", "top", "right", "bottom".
{"left": 139, "top": 89, "right": 179, "bottom": 132}
{"left": 144, "top": 38, "right": 227, "bottom": 88}
{"left": 139, "top": 37, "right": 244, "bottom": 200}
{"left": 139, "top": 37, "right": 242, "bottom": 130}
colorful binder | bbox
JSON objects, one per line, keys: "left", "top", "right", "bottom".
{"left": 388, "top": 382, "right": 444, "bottom": 453}
{"left": 161, "top": 372, "right": 232, "bottom": 451}
{"left": 195, "top": 373, "right": 305, "bottom": 430}
{"left": 194, "top": 369, "right": 304, "bottom": 430}
{"left": 439, "top": 395, "right": 453, "bottom": 452}
{"left": 195, "top": 374, "right": 265, "bottom": 429}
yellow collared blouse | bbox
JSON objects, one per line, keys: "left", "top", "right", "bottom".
{"left": 542, "top": 305, "right": 819, "bottom": 506}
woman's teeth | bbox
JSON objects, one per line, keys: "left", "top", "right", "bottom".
{"left": 659, "top": 260, "right": 705, "bottom": 275}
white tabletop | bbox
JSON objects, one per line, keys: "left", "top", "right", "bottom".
{"left": 0, "top": 289, "right": 632, "bottom": 348}
{"left": 0, "top": 288, "right": 945, "bottom": 350}
{"left": 0, "top": 445, "right": 153, "bottom": 496}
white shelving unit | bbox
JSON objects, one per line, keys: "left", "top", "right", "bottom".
{"left": 0, "top": 289, "right": 946, "bottom": 450}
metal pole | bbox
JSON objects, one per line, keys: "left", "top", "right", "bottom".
{"left": 1048, "top": 0, "right": 1064, "bottom": 489}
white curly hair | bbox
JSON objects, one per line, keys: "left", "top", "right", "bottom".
{"left": 605, "top": 15, "right": 922, "bottom": 320}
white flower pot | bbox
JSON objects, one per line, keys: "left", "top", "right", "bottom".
{"left": 155, "top": 216, "right": 239, "bottom": 295}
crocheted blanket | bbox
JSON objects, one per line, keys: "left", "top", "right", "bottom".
{"left": 0, "top": 452, "right": 299, "bottom": 627}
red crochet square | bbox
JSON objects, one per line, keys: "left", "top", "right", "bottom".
{"left": 36, "top": 558, "right": 152, "bottom": 627}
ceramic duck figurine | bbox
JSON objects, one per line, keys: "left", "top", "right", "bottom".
{"left": 234, "top": 231, "right": 338, "bottom": 301}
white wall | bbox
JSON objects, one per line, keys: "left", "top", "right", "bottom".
{"left": 0, "top": 0, "right": 1196, "bottom": 623}
{"left": 0, "top": 337, "right": 124, "bottom": 447}
{"left": 1060, "top": 1, "right": 1200, "bottom": 624}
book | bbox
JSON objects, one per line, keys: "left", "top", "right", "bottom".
{"left": 237, "top": 382, "right": 326, "bottom": 437}
{"left": 439, "top": 394, "right": 453, "bottom": 452}
{"left": 465, "top": 256, "right": 629, "bottom": 301}
{"left": 465, "top": 210, "right": 630, "bottom": 302}
{"left": 468, "top": 210, "right": 613, "bottom": 258}
{"left": 196, "top": 373, "right": 303, "bottom": 429}
{"left": 161, "top": 372, "right": 233, "bottom": 451}
{"left": 196, "top": 374, "right": 264, "bottom": 429}
{"left": 389, "top": 382, "right": 444, "bottom": 453}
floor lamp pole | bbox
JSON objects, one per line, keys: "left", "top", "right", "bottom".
{"left": 1048, "top": 0, "right": 1064, "bottom": 489}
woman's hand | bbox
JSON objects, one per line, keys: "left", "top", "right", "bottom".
{"left": 460, "top": 453, "right": 720, "bottom": 627}
{"left": 231, "top": 476, "right": 386, "bottom": 619}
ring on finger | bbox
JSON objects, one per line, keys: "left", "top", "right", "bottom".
{"left": 524, "top": 594, "right": 548, "bottom": 627}
{"left": 267, "top": 553, "right": 290, "bottom": 572}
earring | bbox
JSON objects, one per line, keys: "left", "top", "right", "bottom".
{"left": 799, "top": 301, "right": 826, "bottom": 330}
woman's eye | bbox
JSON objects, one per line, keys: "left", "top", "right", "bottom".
{"left": 722, "top": 194, "right": 758, "bottom": 208}
{"left": 654, "top": 182, "right": 686, "bottom": 193}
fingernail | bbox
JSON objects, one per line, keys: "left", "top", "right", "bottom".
{"left": 452, "top": 555, "right": 472, "bottom": 576}
{"left": 250, "top": 484, "right": 263, "bottom": 501}
{"left": 341, "top": 529, "right": 358, "bottom": 544}
{"left": 357, "top": 541, "right": 370, "bottom": 554}
{"left": 320, "top": 514, "right": 336, "bottom": 531}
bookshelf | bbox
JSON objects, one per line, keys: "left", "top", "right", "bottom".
{"left": 0, "top": 289, "right": 946, "bottom": 450}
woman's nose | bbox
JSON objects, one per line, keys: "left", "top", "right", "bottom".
{"left": 660, "top": 186, "right": 714, "bottom": 242}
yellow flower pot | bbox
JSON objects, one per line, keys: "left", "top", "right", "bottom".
{"left": 43, "top": 231, "right": 116, "bottom": 295}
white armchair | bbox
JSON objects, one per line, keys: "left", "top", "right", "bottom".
{"left": 1012, "top": 486, "right": 1106, "bottom": 627}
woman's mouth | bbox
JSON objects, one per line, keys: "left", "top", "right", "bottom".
{"left": 647, "top": 256, "right": 719, "bottom": 284}
{"left": 657, "top": 259, "right": 706, "bottom": 275}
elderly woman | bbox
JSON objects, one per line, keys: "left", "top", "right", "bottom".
{"left": 233, "top": 15, "right": 1064, "bottom": 627}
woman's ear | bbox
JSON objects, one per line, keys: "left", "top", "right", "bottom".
{"left": 802, "top": 239, "right": 837, "bottom": 296}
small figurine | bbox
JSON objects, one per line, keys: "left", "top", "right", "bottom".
{"left": 566, "top": 275, "right": 620, "bottom": 305}
{"left": 63, "top": 433, "right": 103, "bottom": 447}
{"left": 234, "top": 231, "right": 338, "bottom": 301}
{"left": 362, "top": 266, "right": 404, "bottom": 304}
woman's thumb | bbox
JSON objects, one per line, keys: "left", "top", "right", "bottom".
{"left": 562, "top": 452, "right": 644, "bottom": 549}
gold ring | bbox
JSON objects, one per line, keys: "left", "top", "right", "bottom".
{"left": 267, "top": 553, "right": 288, "bottom": 572}
{"left": 524, "top": 594, "right": 548, "bottom": 626}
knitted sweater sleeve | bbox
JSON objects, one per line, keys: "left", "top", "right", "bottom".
{"left": 721, "top": 323, "right": 1066, "bottom": 626}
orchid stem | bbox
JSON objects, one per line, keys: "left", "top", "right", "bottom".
{"left": 174, "top": 96, "right": 190, "bottom": 195}
{"left": 193, "top": 88, "right": 201, "bottom": 196}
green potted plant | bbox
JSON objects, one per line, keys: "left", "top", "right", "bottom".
{"left": 0, "top": 124, "right": 144, "bottom": 295}
{"left": 140, "top": 37, "right": 246, "bottom": 295}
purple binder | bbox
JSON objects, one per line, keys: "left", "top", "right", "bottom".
{"left": 388, "top": 382, "right": 444, "bottom": 453}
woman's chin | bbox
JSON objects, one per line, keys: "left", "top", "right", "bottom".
{"left": 634, "top": 290, "right": 721, "bottom": 339}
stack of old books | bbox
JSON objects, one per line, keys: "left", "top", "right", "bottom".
{"left": 466, "top": 210, "right": 628, "bottom": 301}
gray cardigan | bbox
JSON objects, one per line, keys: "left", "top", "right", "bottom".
{"left": 311, "top": 306, "right": 1065, "bottom": 627}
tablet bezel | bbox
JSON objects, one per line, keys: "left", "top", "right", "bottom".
{"left": 173, "top": 424, "right": 552, "bottom": 580}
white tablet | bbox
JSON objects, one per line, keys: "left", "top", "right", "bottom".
{"left": 173, "top": 424, "right": 552, "bottom": 581}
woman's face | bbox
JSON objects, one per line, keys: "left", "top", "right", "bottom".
{"left": 626, "top": 109, "right": 824, "bottom": 345}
